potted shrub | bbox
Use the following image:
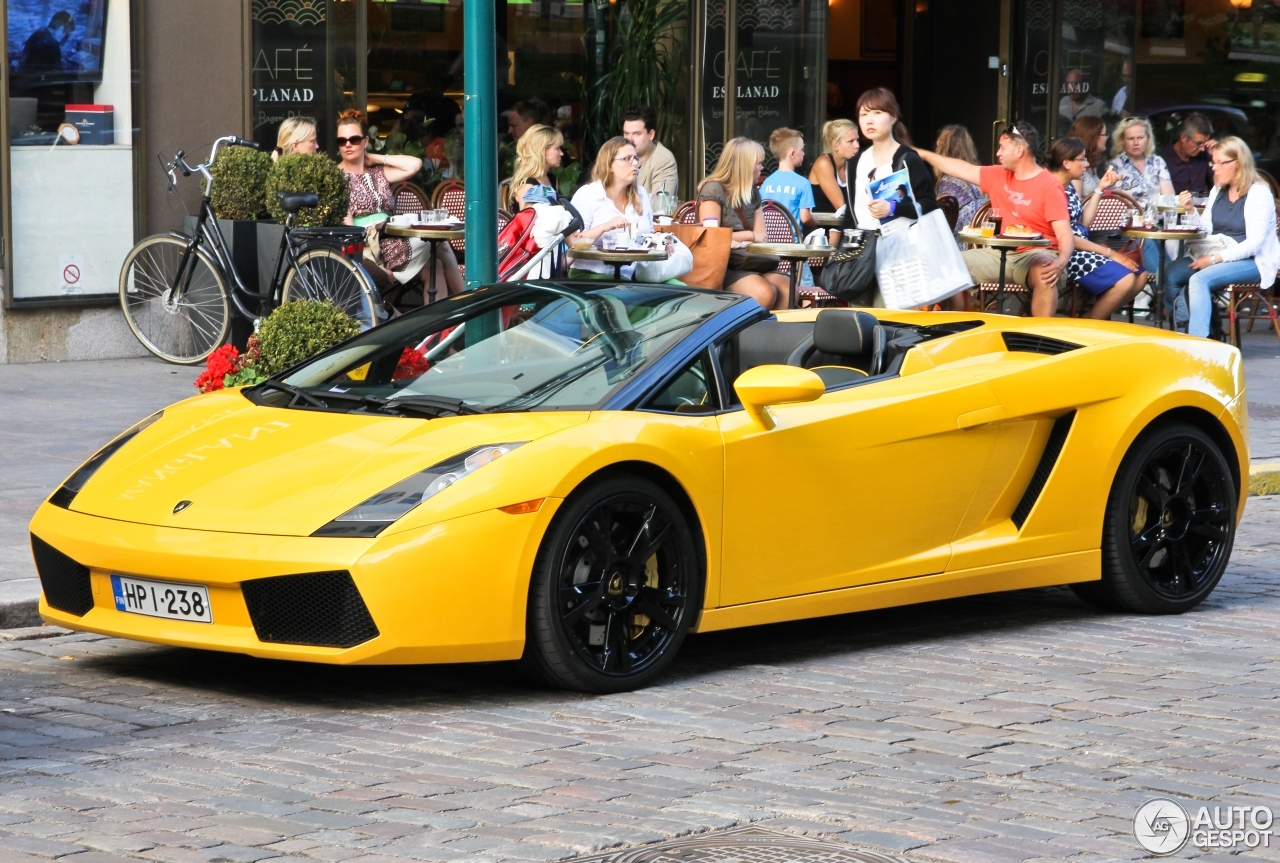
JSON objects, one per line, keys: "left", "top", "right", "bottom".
{"left": 265, "top": 153, "right": 350, "bottom": 227}
{"left": 195, "top": 299, "right": 361, "bottom": 393}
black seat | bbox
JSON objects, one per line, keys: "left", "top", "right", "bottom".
{"left": 807, "top": 309, "right": 884, "bottom": 386}
{"left": 277, "top": 191, "right": 320, "bottom": 213}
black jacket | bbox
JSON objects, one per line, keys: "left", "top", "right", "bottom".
{"left": 885, "top": 144, "right": 937, "bottom": 222}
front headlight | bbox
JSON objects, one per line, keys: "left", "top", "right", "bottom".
{"left": 49, "top": 411, "right": 164, "bottom": 509}
{"left": 313, "top": 442, "right": 526, "bottom": 537}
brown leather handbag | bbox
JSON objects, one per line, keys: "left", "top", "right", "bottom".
{"left": 656, "top": 224, "right": 732, "bottom": 289}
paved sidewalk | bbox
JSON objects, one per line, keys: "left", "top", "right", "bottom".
{"left": 0, "top": 496, "right": 1276, "bottom": 863}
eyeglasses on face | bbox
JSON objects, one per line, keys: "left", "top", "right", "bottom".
{"left": 1211, "top": 158, "right": 1237, "bottom": 168}
{"left": 336, "top": 135, "right": 366, "bottom": 146}
{"left": 613, "top": 155, "right": 641, "bottom": 165}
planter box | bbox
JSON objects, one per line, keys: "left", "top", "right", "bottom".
{"left": 182, "top": 217, "right": 286, "bottom": 349}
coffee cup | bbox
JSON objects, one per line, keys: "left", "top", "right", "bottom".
{"left": 702, "top": 218, "right": 719, "bottom": 228}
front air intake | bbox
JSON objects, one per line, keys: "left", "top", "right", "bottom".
{"left": 1011, "top": 412, "right": 1077, "bottom": 529}
{"left": 31, "top": 534, "right": 94, "bottom": 616}
{"left": 1002, "top": 332, "right": 1083, "bottom": 355}
{"left": 241, "top": 571, "right": 379, "bottom": 648}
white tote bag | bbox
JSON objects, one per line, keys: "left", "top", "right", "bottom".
{"left": 875, "top": 210, "right": 974, "bottom": 309}
{"left": 633, "top": 236, "right": 694, "bottom": 283}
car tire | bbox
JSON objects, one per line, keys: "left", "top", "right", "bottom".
{"left": 522, "top": 474, "right": 703, "bottom": 693}
{"left": 1098, "top": 421, "right": 1236, "bottom": 614}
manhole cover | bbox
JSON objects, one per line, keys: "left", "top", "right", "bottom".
{"left": 572, "top": 826, "right": 912, "bottom": 863}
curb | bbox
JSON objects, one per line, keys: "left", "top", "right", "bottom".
{"left": 1251, "top": 462, "right": 1280, "bottom": 497}
{"left": 0, "top": 599, "right": 41, "bottom": 630}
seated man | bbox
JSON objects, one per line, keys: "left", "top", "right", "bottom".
{"left": 1158, "top": 113, "right": 1214, "bottom": 196}
{"left": 917, "top": 121, "right": 1074, "bottom": 317}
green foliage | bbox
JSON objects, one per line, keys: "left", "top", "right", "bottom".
{"left": 206, "top": 146, "right": 271, "bottom": 221}
{"left": 224, "top": 365, "right": 267, "bottom": 388}
{"left": 551, "top": 162, "right": 582, "bottom": 199}
{"left": 264, "top": 154, "right": 350, "bottom": 226}
{"left": 583, "top": 0, "right": 687, "bottom": 152}
{"left": 256, "top": 300, "right": 361, "bottom": 376}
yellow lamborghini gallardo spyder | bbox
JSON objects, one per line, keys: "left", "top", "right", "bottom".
{"left": 30, "top": 281, "right": 1248, "bottom": 691}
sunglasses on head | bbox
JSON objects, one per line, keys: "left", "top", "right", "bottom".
{"left": 336, "top": 134, "right": 366, "bottom": 146}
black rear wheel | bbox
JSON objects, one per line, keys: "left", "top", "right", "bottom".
{"left": 1093, "top": 421, "right": 1236, "bottom": 613}
{"left": 523, "top": 475, "right": 702, "bottom": 692}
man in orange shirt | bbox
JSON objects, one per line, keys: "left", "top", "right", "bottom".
{"left": 919, "top": 121, "right": 1074, "bottom": 317}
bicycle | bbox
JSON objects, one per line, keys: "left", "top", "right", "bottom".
{"left": 119, "top": 135, "right": 381, "bottom": 364}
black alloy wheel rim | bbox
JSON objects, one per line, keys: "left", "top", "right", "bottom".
{"left": 557, "top": 493, "right": 691, "bottom": 676}
{"left": 1127, "top": 439, "right": 1232, "bottom": 600}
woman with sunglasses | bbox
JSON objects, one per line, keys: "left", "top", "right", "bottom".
{"left": 337, "top": 110, "right": 463, "bottom": 303}
{"left": 1163, "top": 136, "right": 1279, "bottom": 338}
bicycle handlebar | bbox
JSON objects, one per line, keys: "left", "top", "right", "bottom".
{"left": 164, "top": 135, "right": 259, "bottom": 190}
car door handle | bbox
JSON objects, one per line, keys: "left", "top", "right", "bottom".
{"left": 957, "top": 404, "right": 1006, "bottom": 429}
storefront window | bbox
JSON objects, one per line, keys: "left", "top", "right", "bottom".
{"left": 701, "top": 0, "right": 827, "bottom": 176}
{"left": 4, "top": 0, "right": 137, "bottom": 304}
{"left": 1136, "top": 0, "right": 1280, "bottom": 165}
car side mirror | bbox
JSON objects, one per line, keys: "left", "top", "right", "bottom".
{"left": 733, "top": 365, "right": 824, "bottom": 430}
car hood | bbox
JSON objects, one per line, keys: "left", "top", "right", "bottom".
{"left": 66, "top": 390, "right": 589, "bottom": 536}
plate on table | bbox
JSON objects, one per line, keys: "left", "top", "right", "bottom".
{"left": 999, "top": 231, "right": 1042, "bottom": 240}
{"left": 410, "top": 223, "right": 464, "bottom": 231}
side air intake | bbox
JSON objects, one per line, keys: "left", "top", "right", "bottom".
{"left": 31, "top": 534, "right": 95, "bottom": 616}
{"left": 1011, "top": 412, "right": 1076, "bottom": 529}
{"left": 241, "top": 571, "right": 379, "bottom": 648}
{"left": 1002, "top": 332, "right": 1083, "bottom": 355}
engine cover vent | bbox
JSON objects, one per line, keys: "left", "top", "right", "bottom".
{"left": 1002, "top": 332, "right": 1083, "bottom": 355}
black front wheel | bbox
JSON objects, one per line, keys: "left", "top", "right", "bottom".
{"left": 1087, "top": 421, "right": 1236, "bottom": 614}
{"left": 523, "top": 475, "right": 702, "bottom": 692}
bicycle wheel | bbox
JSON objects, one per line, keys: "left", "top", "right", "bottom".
{"left": 119, "top": 235, "right": 231, "bottom": 364}
{"left": 281, "top": 249, "right": 380, "bottom": 330}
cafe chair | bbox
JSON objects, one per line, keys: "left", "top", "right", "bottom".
{"left": 431, "top": 179, "right": 467, "bottom": 256}
{"left": 1218, "top": 216, "right": 1280, "bottom": 345}
{"left": 964, "top": 202, "right": 1030, "bottom": 315}
{"left": 937, "top": 195, "right": 959, "bottom": 232}
{"left": 390, "top": 181, "right": 430, "bottom": 217}
{"left": 674, "top": 201, "right": 699, "bottom": 225}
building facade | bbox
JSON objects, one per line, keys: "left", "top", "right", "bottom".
{"left": 1, "top": 0, "right": 1272, "bottom": 362}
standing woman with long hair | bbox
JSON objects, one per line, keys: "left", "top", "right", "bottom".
{"left": 506, "top": 124, "right": 564, "bottom": 210}
{"left": 809, "top": 119, "right": 860, "bottom": 214}
{"left": 698, "top": 137, "right": 791, "bottom": 309}
{"left": 1164, "top": 137, "right": 1280, "bottom": 337}
{"left": 933, "top": 124, "right": 987, "bottom": 245}
{"left": 337, "top": 109, "right": 464, "bottom": 302}
{"left": 852, "top": 87, "right": 936, "bottom": 230}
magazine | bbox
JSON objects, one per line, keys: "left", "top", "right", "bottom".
{"left": 867, "top": 168, "right": 917, "bottom": 224}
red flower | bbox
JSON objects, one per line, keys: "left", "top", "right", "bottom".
{"left": 391, "top": 347, "right": 430, "bottom": 381}
{"left": 195, "top": 344, "right": 240, "bottom": 393}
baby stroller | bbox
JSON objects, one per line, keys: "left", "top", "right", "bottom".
{"left": 497, "top": 189, "right": 583, "bottom": 281}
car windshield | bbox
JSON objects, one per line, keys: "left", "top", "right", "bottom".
{"left": 247, "top": 282, "right": 737, "bottom": 415}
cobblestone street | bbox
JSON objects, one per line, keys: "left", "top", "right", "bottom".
{"left": 1, "top": 495, "right": 1277, "bottom": 863}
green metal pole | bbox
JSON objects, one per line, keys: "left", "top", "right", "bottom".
{"left": 463, "top": 0, "right": 498, "bottom": 289}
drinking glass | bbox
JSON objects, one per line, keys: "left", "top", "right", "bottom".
{"left": 980, "top": 219, "right": 996, "bottom": 237}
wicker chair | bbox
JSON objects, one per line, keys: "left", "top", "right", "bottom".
{"left": 937, "top": 195, "right": 960, "bottom": 232}
{"left": 963, "top": 202, "right": 1030, "bottom": 314}
{"left": 431, "top": 179, "right": 467, "bottom": 256}
{"left": 674, "top": 200, "right": 699, "bottom": 225}
{"left": 1218, "top": 214, "right": 1280, "bottom": 345}
{"left": 390, "top": 181, "right": 430, "bottom": 217}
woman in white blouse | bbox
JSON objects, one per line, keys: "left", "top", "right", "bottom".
{"left": 569, "top": 137, "right": 660, "bottom": 279}
{"left": 1164, "top": 137, "right": 1280, "bottom": 338}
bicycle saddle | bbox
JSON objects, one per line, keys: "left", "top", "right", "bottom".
{"left": 277, "top": 191, "right": 320, "bottom": 213}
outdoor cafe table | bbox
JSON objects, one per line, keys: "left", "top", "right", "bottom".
{"left": 747, "top": 241, "right": 837, "bottom": 308}
{"left": 384, "top": 223, "right": 466, "bottom": 303}
{"left": 1119, "top": 227, "right": 1205, "bottom": 329}
{"left": 811, "top": 212, "right": 846, "bottom": 228}
{"left": 960, "top": 232, "right": 1052, "bottom": 313}
{"left": 569, "top": 247, "right": 668, "bottom": 280}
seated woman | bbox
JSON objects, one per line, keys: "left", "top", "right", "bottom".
{"left": 272, "top": 116, "right": 318, "bottom": 161}
{"left": 699, "top": 137, "right": 791, "bottom": 309}
{"left": 1164, "top": 136, "right": 1280, "bottom": 338}
{"left": 933, "top": 124, "right": 987, "bottom": 247}
{"left": 569, "top": 137, "right": 673, "bottom": 280}
{"left": 1049, "top": 137, "right": 1148, "bottom": 320}
{"left": 336, "top": 109, "right": 463, "bottom": 304}
{"left": 809, "top": 119, "right": 859, "bottom": 217}
{"left": 507, "top": 124, "right": 564, "bottom": 211}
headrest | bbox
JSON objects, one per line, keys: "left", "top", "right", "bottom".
{"left": 813, "top": 309, "right": 878, "bottom": 357}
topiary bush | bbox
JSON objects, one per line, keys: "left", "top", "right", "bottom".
{"left": 264, "top": 153, "right": 350, "bottom": 226}
{"left": 206, "top": 145, "right": 272, "bottom": 220}
{"left": 256, "top": 299, "right": 361, "bottom": 376}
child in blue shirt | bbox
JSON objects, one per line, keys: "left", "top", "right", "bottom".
{"left": 761, "top": 128, "right": 817, "bottom": 285}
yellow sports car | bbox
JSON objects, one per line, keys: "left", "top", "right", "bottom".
{"left": 30, "top": 282, "right": 1247, "bottom": 691}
